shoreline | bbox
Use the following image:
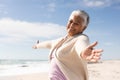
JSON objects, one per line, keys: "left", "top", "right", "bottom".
{"left": 0, "top": 60, "right": 120, "bottom": 80}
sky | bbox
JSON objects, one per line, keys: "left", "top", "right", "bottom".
{"left": 0, "top": 0, "right": 120, "bottom": 60}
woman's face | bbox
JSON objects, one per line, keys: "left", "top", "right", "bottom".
{"left": 66, "top": 15, "right": 85, "bottom": 36}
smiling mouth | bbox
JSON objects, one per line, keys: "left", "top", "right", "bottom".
{"left": 68, "top": 28, "right": 75, "bottom": 32}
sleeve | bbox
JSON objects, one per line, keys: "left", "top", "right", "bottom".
{"left": 36, "top": 40, "right": 53, "bottom": 49}
{"left": 36, "top": 37, "right": 63, "bottom": 49}
{"left": 75, "top": 35, "right": 90, "bottom": 57}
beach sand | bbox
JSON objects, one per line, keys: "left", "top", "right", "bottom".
{"left": 88, "top": 60, "right": 120, "bottom": 80}
{"left": 0, "top": 60, "right": 120, "bottom": 80}
{"left": 0, "top": 73, "right": 48, "bottom": 80}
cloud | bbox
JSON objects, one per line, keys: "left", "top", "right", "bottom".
{"left": 82, "top": 0, "right": 120, "bottom": 8}
{"left": 83, "top": 0, "right": 111, "bottom": 7}
{"left": 0, "top": 18, "right": 66, "bottom": 44}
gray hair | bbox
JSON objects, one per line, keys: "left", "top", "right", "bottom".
{"left": 70, "top": 10, "right": 89, "bottom": 27}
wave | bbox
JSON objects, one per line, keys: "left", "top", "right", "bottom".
{"left": 0, "top": 59, "right": 49, "bottom": 76}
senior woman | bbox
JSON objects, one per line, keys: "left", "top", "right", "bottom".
{"left": 33, "top": 10, "right": 103, "bottom": 80}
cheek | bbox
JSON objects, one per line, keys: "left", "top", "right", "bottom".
{"left": 75, "top": 26, "right": 81, "bottom": 32}
{"left": 77, "top": 26, "right": 84, "bottom": 32}
{"left": 66, "top": 24, "right": 70, "bottom": 30}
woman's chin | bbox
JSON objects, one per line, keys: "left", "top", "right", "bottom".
{"left": 67, "top": 32, "right": 75, "bottom": 36}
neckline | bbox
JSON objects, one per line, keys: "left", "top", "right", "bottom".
{"left": 65, "top": 33, "right": 82, "bottom": 39}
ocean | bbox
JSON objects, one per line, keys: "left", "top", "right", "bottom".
{"left": 0, "top": 59, "right": 49, "bottom": 76}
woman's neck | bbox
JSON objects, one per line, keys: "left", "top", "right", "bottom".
{"left": 67, "top": 32, "right": 82, "bottom": 37}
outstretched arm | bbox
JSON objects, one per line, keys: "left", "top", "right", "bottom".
{"left": 32, "top": 40, "right": 52, "bottom": 49}
{"left": 81, "top": 41, "right": 103, "bottom": 62}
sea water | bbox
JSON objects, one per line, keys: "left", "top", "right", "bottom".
{"left": 0, "top": 59, "right": 49, "bottom": 76}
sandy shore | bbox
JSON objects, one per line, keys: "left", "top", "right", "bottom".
{"left": 0, "top": 73, "right": 48, "bottom": 80}
{"left": 0, "top": 60, "right": 120, "bottom": 80}
{"left": 88, "top": 60, "right": 120, "bottom": 80}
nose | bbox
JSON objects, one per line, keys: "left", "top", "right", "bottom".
{"left": 70, "top": 22, "right": 74, "bottom": 28}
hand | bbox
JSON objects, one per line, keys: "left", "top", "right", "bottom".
{"left": 32, "top": 40, "right": 39, "bottom": 49}
{"left": 32, "top": 44, "right": 38, "bottom": 49}
{"left": 81, "top": 41, "right": 103, "bottom": 62}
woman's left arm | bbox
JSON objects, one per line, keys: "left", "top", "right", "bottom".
{"left": 75, "top": 35, "right": 103, "bottom": 62}
{"left": 81, "top": 41, "right": 103, "bottom": 62}
{"left": 75, "top": 35, "right": 90, "bottom": 59}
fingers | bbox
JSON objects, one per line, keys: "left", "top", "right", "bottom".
{"left": 87, "top": 41, "right": 98, "bottom": 49}
{"left": 92, "top": 55, "right": 101, "bottom": 62}
{"left": 32, "top": 40, "right": 40, "bottom": 49}
{"left": 32, "top": 45, "right": 37, "bottom": 49}
{"left": 86, "top": 49, "right": 103, "bottom": 62}
{"left": 37, "top": 40, "right": 39, "bottom": 44}
{"left": 95, "top": 53, "right": 102, "bottom": 57}
{"left": 87, "top": 41, "right": 103, "bottom": 56}
{"left": 87, "top": 55, "right": 101, "bottom": 62}
{"left": 85, "top": 41, "right": 103, "bottom": 62}
{"left": 89, "top": 58, "right": 100, "bottom": 63}
{"left": 92, "top": 49, "right": 103, "bottom": 57}
{"left": 93, "top": 49, "right": 103, "bottom": 53}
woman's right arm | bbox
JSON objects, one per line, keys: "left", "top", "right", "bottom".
{"left": 32, "top": 40, "right": 53, "bottom": 49}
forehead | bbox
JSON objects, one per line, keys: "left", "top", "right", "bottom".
{"left": 69, "top": 14, "right": 84, "bottom": 23}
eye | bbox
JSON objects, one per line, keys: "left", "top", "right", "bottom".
{"left": 69, "top": 20, "right": 73, "bottom": 24}
{"left": 68, "top": 20, "right": 80, "bottom": 26}
{"left": 74, "top": 22, "right": 79, "bottom": 25}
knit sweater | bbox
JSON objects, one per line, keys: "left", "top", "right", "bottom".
{"left": 37, "top": 34, "right": 90, "bottom": 80}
